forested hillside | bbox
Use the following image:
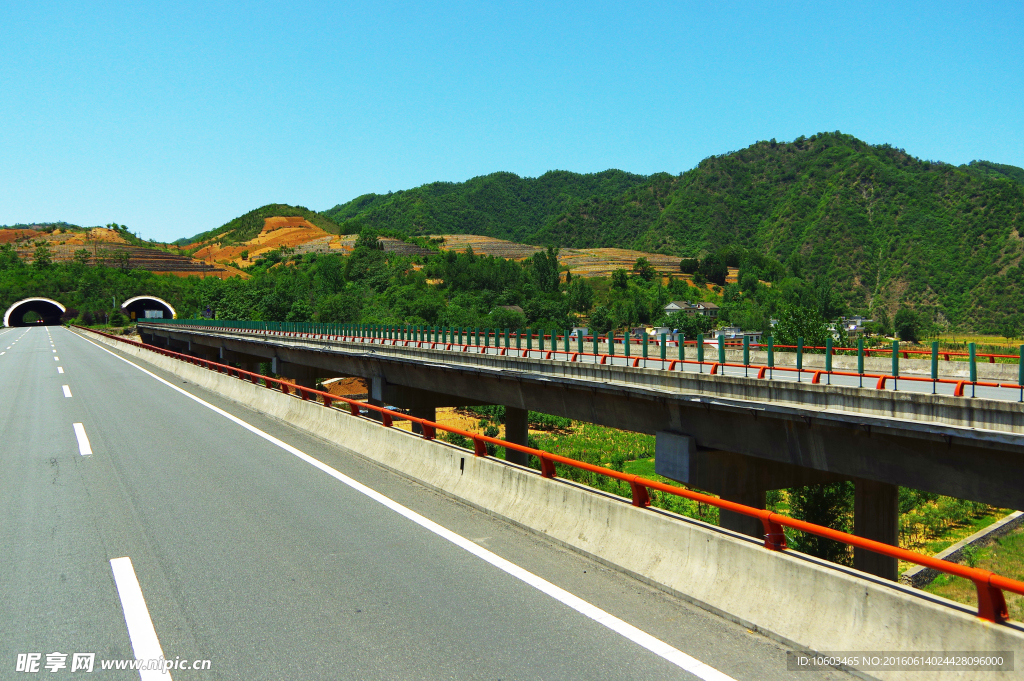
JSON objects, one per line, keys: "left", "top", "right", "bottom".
{"left": 323, "top": 133, "right": 1024, "bottom": 329}
{"left": 323, "top": 170, "right": 650, "bottom": 242}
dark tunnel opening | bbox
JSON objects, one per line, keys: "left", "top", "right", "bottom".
{"left": 4, "top": 299, "right": 66, "bottom": 327}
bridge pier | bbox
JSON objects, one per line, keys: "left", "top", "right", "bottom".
{"left": 272, "top": 358, "right": 333, "bottom": 389}
{"left": 504, "top": 406, "right": 530, "bottom": 466}
{"left": 854, "top": 480, "right": 899, "bottom": 580}
{"left": 220, "top": 348, "right": 266, "bottom": 368}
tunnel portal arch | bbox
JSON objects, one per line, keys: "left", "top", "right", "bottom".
{"left": 121, "top": 295, "right": 176, "bottom": 321}
{"left": 3, "top": 298, "right": 67, "bottom": 327}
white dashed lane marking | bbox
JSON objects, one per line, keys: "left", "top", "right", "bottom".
{"left": 72, "top": 423, "right": 92, "bottom": 456}
{"left": 62, "top": 385, "right": 72, "bottom": 398}
{"left": 109, "top": 557, "right": 172, "bottom": 681}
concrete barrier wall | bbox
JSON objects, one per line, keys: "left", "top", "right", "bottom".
{"left": 81, "top": 329, "right": 1024, "bottom": 681}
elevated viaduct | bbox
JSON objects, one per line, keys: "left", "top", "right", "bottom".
{"left": 138, "top": 320, "right": 1024, "bottom": 581}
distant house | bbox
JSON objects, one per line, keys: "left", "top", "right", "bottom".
{"left": 842, "top": 316, "right": 870, "bottom": 335}
{"left": 695, "top": 302, "right": 720, "bottom": 318}
{"left": 713, "top": 326, "right": 763, "bottom": 344}
{"left": 663, "top": 301, "right": 719, "bottom": 318}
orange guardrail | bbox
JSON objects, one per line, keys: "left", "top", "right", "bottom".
{"left": 81, "top": 325, "right": 1024, "bottom": 623}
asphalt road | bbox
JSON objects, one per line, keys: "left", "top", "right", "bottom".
{"left": 0, "top": 325, "right": 854, "bottom": 680}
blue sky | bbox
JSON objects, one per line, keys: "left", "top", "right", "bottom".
{"left": 2, "top": 1, "right": 1021, "bottom": 242}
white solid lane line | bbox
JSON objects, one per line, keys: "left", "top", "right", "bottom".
{"left": 76, "top": 333, "right": 736, "bottom": 681}
{"left": 62, "top": 385, "right": 72, "bottom": 398}
{"left": 73, "top": 423, "right": 93, "bottom": 456}
{"left": 110, "top": 557, "right": 172, "bottom": 681}
{"left": 58, "top": 367, "right": 64, "bottom": 374}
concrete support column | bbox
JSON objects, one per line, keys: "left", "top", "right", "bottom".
{"left": 272, "top": 357, "right": 322, "bottom": 389}
{"left": 719, "top": 489, "right": 766, "bottom": 539}
{"left": 504, "top": 406, "right": 530, "bottom": 466}
{"left": 854, "top": 479, "right": 899, "bottom": 580}
{"left": 410, "top": 406, "right": 436, "bottom": 435}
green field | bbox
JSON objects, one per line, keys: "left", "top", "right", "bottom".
{"left": 924, "top": 527, "right": 1024, "bottom": 621}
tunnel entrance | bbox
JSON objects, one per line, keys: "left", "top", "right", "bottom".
{"left": 3, "top": 298, "right": 67, "bottom": 327}
{"left": 121, "top": 296, "right": 176, "bottom": 321}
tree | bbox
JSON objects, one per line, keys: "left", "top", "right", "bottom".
{"left": 316, "top": 289, "right": 364, "bottom": 323}
{"left": 566, "top": 277, "right": 595, "bottom": 313}
{"left": 611, "top": 268, "right": 629, "bottom": 290}
{"left": 73, "top": 249, "right": 91, "bottom": 266}
{"left": 589, "top": 305, "right": 615, "bottom": 334}
{"left": 813, "top": 277, "right": 845, "bottom": 320}
{"left": 490, "top": 306, "right": 527, "bottom": 331}
{"left": 529, "top": 247, "right": 560, "bottom": 293}
{"left": 697, "top": 254, "right": 728, "bottom": 286}
{"left": 0, "top": 244, "right": 22, "bottom": 270}
{"left": 674, "top": 312, "right": 715, "bottom": 339}
{"left": 632, "top": 257, "right": 656, "bottom": 282}
{"left": 33, "top": 241, "right": 52, "bottom": 270}
{"left": 787, "top": 482, "right": 854, "bottom": 565}
{"left": 679, "top": 258, "right": 699, "bottom": 274}
{"left": 894, "top": 308, "right": 921, "bottom": 342}
{"left": 872, "top": 308, "right": 892, "bottom": 336}
{"left": 772, "top": 304, "right": 833, "bottom": 347}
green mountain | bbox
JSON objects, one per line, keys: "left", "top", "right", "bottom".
{"left": 322, "top": 133, "right": 1024, "bottom": 328}
{"left": 322, "top": 170, "right": 650, "bottom": 242}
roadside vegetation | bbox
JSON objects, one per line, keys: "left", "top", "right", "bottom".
{"left": 924, "top": 528, "right": 1024, "bottom": 621}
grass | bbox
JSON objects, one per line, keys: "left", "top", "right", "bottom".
{"left": 924, "top": 527, "right": 1024, "bottom": 622}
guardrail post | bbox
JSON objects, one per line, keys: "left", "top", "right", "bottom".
{"left": 1019, "top": 345, "right": 1024, "bottom": 401}
{"left": 473, "top": 437, "right": 487, "bottom": 457}
{"left": 796, "top": 337, "right": 803, "bottom": 381}
{"left": 931, "top": 341, "right": 939, "bottom": 393}
{"left": 592, "top": 332, "right": 598, "bottom": 356}
{"left": 761, "top": 515, "right": 787, "bottom": 550}
{"left": 969, "top": 342, "right": 977, "bottom": 397}
{"left": 743, "top": 334, "right": 750, "bottom": 376}
{"left": 824, "top": 336, "right": 832, "bottom": 384}
{"left": 624, "top": 333, "right": 630, "bottom": 359}
{"left": 697, "top": 333, "right": 704, "bottom": 372}
{"left": 539, "top": 328, "right": 545, "bottom": 352}
{"left": 974, "top": 577, "right": 1009, "bottom": 623}
{"left": 892, "top": 339, "right": 899, "bottom": 390}
{"left": 628, "top": 477, "right": 651, "bottom": 507}
{"left": 718, "top": 335, "right": 725, "bottom": 367}
{"left": 857, "top": 338, "right": 864, "bottom": 387}
{"left": 767, "top": 336, "right": 774, "bottom": 379}
{"left": 526, "top": 328, "right": 532, "bottom": 351}
{"left": 660, "top": 333, "right": 667, "bottom": 362}
{"left": 577, "top": 331, "right": 583, "bottom": 355}
{"left": 642, "top": 333, "right": 648, "bottom": 360}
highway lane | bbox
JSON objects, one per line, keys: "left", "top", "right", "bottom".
{"left": 2, "top": 326, "right": 852, "bottom": 680}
